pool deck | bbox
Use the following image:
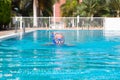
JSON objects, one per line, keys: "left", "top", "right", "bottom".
{"left": 0, "top": 27, "right": 103, "bottom": 37}
{"left": 0, "top": 30, "right": 17, "bottom": 36}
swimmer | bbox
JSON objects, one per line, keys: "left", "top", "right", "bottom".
{"left": 43, "top": 32, "right": 74, "bottom": 47}
{"left": 51, "top": 32, "right": 64, "bottom": 45}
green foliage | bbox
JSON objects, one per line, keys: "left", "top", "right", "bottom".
{"left": 0, "top": 0, "right": 11, "bottom": 25}
{"left": 61, "top": 0, "right": 79, "bottom": 17}
{"left": 109, "top": 0, "right": 120, "bottom": 17}
{"left": 12, "top": 0, "right": 56, "bottom": 17}
{"left": 38, "top": 0, "right": 54, "bottom": 16}
{"left": 61, "top": 0, "right": 120, "bottom": 17}
{"left": 12, "top": 0, "right": 33, "bottom": 16}
{"left": 80, "top": 0, "right": 108, "bottom": 17}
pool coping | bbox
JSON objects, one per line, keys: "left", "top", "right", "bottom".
{"left": 0, "top": 30, "right": 36, "bottom": 41}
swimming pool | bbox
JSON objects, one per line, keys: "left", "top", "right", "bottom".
{"left": 0, "top": 30, "right": 120, "bottom": 80}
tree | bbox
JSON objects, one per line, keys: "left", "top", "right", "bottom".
{"left": 109, "top": 0, "right": 120, "bottom": 17}
{"left": 12, "top": 0, "right": 33, "bottom": 16}
{"left": 61, "top": 0, "right": 110, "bottom": 17}
{"left": 0, "top": 0, "right": 11, "bottom": 30}
{"left": 12, "top": 0, "right": 58, "bottom": 27}
{"left": 93, "top": 0, "right": 110, "bottom": 17}
{"left": 33, "top": 0, "right": 57, "bottom": 26}
{"left": 61, "top": 0, "right": 80, "bottom": 17}
{"left": 37, "top": 0, "right": 54, "bottom": 17}
{"left": 12, "top": 0, "right": 56, "bottom": 17}
{"left": 79, "top": 0, "right": 109, "bottom": 17}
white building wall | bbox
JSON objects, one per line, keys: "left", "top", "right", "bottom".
{"left": 104, "top": 18, "right": 120, "bottom": 30}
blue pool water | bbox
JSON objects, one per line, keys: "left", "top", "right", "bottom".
{"left": 0, "top": 30, "right": 120, "bottom": 80}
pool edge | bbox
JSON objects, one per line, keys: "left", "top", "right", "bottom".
{"left": 0, "top": 30, "right": 36, "bottom": 41}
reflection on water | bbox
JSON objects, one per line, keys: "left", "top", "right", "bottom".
{"left": 0, "top": 30, "right": 120, "bottom": 79}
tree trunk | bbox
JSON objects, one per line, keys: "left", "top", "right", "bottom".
{"left": 37, "top": 1, "right": 43, "bottom": 17}
{"left": 33, "top": 0, "right": 38, "bottom": 27}
{"left": 0, "top": 24, "right": 2, "bottom": 30}
{"left": 117, "top": 10, "right": 120, "bottom": 17}
{"left": 40, "top": 9, "right": 43, "bottom": 17}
